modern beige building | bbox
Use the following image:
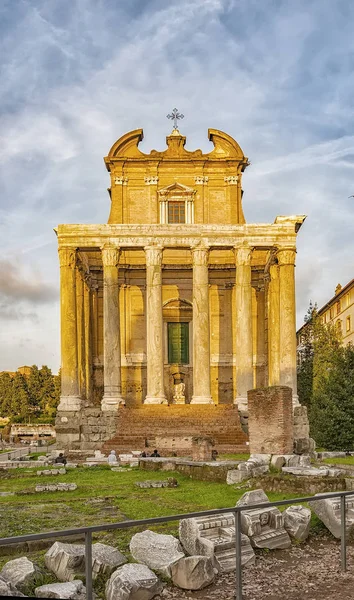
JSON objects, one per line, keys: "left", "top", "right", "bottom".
{"left": 55, "top": 125, "right": 305, "bottom": 452}
{"left": 297, "top": 279, "right": 354, "bottom": 347}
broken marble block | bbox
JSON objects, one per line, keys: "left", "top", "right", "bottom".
{"left": 92, "top": 543, "right": 127, "bottom": 577}
{"left": 312, "top": 493, "right": 354, "bottom": 538}
{"left": 0, "top": 575, "right": 25, "bottom": 597}
{"left": 236, "top": 489, "right": 291, "bottom": 550}
{"left": 0, "top": 557, "right": 38, "bottom": 592}
{"left": 130, "top": 530, "right": 185, "bottom": 577}
{"left": 105, "top": 563, "right": 163, "bottom": 600}
{"left": 35, "top": 580, "right": 86, "bottom": 599}
{"left": 45, "top": 542, "right": 85, "bottom": 581}
{"left": 170, "top": 555, "right": 216, "bottom": 590}
{"left": 45, "top": 541, "right": 127, "bottom": 581}
{"left": 179, "top": 513, "right": 255, "bottom": 572}
{"left": 283, "top": 505, "right": 311, "bottom": 541}
{"left": 282, "top": 466, "right": 330, "bottom": 477}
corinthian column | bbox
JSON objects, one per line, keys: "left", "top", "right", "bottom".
{"left": 58, "top": 247, "right": 81, "bottom": 411}
{"left": 234, "top": 246, "right": 253, "bottom": 411}
{"left": 268, "top": 261, "right": 280, "bottom": 386}
{"left": 191, "top": 246, "right": 213, "bottom": 404}
{"left": 144, "top": 246, "right": 167, "bottom": 404}
{"left": 101, "top": 245, "right": 124, "bottom": 411}
{"left": 277, "top": 247, "right": 298, "bottom": 405}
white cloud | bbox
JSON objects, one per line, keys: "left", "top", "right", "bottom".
{"left": 1, "top": 0, "right": 354, "bottom": 369}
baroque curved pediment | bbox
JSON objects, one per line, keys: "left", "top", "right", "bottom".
{"left": 104, "top": 128, "right": 249, "bottom": 168}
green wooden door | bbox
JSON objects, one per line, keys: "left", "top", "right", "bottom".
{"left": 168, "top": 322, "right": 189, "bottom": 364}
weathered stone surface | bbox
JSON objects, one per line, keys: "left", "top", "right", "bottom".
{"left": 170, "top": 556, "right": 216, "bottom": 590}
{"left": 45, "top": 541, "right": 126, "bottom": 581}
{"left": 0, "top": 575, "right": 25, "bottom": 597}
{"left": 0, "top": 557, "right": 38, "bottom": 591}
{"left": 283, "top": 505, "right": 311, "bottom": 541}
{"left": 135, "top": 478, "right": 178, "bottom": 489}
{"left": 247, "top": 387, "right": 294, "bottom": 455}
{"left": 36, "top": 483, "right": 77, "bottom": 492}
{"left": 179, "top": 514, "right": 255, "bottom": 572}
{"left": 236, "top": 489, "right": 291, "bottom": 550}
{"left": 92, "top": 542, "right": 127, "bottom": 577}
{"left": 105, "top": 563, "right": 163, "bottom": 600}
{"left": 312, "top": 493, "right": 354, "bottom": 538}
{"left": 130, "top": 530, "right": 184, "bottom": 576}
{"left": 226, "top": 469, "right": 248, "bottom": 484}
{"left": 45, "top": 542, "right": 85, "bottom": 581}
{"left": 37, "top": 469, "right": 67, "bottom": 476}
{"left": 318, "top": 451, "right": 347, "bottom": 459}
{"left": 271, "top": 455, "right": 286, "bottom": 470}
{"left": 282, "top": 466, "right": 329, "bottom": 477}
{"left": 293, "top": 437, "right": 316, "bottom": 455}
{"left": 35, "top": 580, "right": 86, "bottom": 599}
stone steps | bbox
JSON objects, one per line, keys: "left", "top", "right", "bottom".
{"left": 102, "top": 404, "right": 248, "bottom": 455}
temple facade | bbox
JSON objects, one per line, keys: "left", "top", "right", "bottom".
{"left": 55, "top": 126, "right": 305, "bottom": 453}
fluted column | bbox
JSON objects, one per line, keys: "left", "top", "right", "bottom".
{"left": 268, "top": 262, "right": 280, "bottom": 386}
{"left": 101, "top": 245, "right": 124, "bottom": 411}
{"left": 58, "top": 248, "right": 81, "bottom": 411}
{"left": 234, "top": 246, "right": 253, "bottom": 411}
{"left": 277, "top": 247, "right": 298, "bottom": 405}
{"left": 191, "top": 246, "right": 213, "bottom": 404}
{"left": 144, "top": 246, "right": 167, "bottom": 404}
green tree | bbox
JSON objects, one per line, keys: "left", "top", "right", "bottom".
{"left": 0, "top": 373, "right": 13, "bottom": 417}
{"left": 27, "top": 365, "right": 42, "bottom": 411}
{"left": 311, "top": 343, "right": 354, "bottom": 450}
{"left": 11, "top": 372, "right": 30, "bottom": 420}
{"left": 39, "top": 365, "right": 58, "bottom": 417}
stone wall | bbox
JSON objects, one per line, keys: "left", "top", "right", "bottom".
{"left": 247, "top": 386, "right": 293, "bottom": 454}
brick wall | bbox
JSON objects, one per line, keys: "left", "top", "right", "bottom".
{"left": 247, "top": 386, "right": 293, "bottom": 454}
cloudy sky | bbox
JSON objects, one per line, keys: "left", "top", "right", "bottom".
{"left": 1, "top": 0, "right": 354, "bottom": 373}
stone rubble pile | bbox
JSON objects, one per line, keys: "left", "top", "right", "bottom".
{"left": 135, "top": 478, "right": 178, "bottom": 489}
{"left": 35, "top": 483, "right": 77, "bottom": 492}
{"left": 36, "top": 469, "right": 66, "bottom": 476}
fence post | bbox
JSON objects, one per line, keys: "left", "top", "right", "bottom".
{"left": 85, "top": 531, "right": 93, "bottom": 600}
{"left": 234, "top": 509, "right": 243, "bottom": 600}
{"left": 341, "top": 495, "right": 347, "bottom": 572}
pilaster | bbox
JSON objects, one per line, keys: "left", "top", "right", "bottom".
{"left": 234, "top": 245, "right": 253, "bottom": 411}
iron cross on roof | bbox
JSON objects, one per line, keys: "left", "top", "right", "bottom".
{"left": 167, "top": 108, "right": 184, "bottom": 130}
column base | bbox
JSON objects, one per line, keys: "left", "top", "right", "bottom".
{"left": 191, "top": 396, "right": 214, "bottom": 405}
{"left": 58, "top": 396, "right": 82, "bottom": 412}
{"left": 144, "top": 396, "right": 168, "bottom": 405}
{"left": 292, "top": 394, "right": 300, "bottom": 408}
{"left": 234, "top": 396, "right": 248, "bottom": 413}
{"left": 101, "top": 396, "right": 125, "bottom": 412}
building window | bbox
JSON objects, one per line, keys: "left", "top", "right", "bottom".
{"left": 168, "top": 201, "right": 185, "bottom": 224}
{"left": 336, "top": 319, "right": 342, "bottom": 333}
{"left": 168, "top": 322, "right": 189, "bottom": 364}
{"left": 336, "top": 301, "right": 340, "bottom": 315}
{"left": 330, "top": 307, "right": 334, "bottom": 319}
{"left": 347, "top": 316, "right": 351, "bottom": 332}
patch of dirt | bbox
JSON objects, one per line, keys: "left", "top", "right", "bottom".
{"left": 158, "top": 539, "right": 354, "bottom": 600}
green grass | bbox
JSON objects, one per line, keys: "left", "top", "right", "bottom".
{"left": 323, "top": 456, "right": 354, "bottom": 465}
{"left": 218, "top": 453, "right": 250, "bottom": 461}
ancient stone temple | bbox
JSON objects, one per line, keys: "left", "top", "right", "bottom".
{"left": 55, "top": 124, "right": 305, "bottom": 453}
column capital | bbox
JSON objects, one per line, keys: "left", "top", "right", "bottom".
{"left": 101, "top": 245, "right": 121, "bottom": 268}
{"left": 144, "top": 245, "right": 164, "bottom": 266}
{"left": 234, "top": 245, "right": 252, "bottom": 266}
{"left": 58, "top": 247, "right": 76, "bottom": 268}
{"left": 191, "top": 245, "right": 210, "bottom": 266}
{"left": 276, "top": 247, "right": 296, "bottom": 266}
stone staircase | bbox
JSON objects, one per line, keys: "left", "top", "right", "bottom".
{"left": 102, "top": 404, "right": 248, "bottom": 455}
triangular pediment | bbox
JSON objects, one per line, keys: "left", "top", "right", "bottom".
{"left": 158, "top": 182, "right": 195, "bottom": 197}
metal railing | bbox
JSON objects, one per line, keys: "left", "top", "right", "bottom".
{"left": 0, "top": 490, "right": 353, "bottom": 600}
